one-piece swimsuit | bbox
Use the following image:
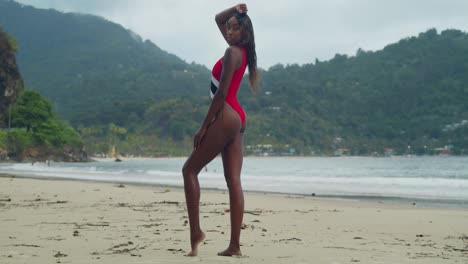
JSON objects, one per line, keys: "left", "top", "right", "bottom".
{"left": 210, "top": 46, "right": 247, "bottom": 126}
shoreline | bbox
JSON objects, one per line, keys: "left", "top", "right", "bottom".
{"left": 90, "top": 154, "right": 468, "bottom": 160}
{"left": 1, "top": 154, "right": 467, "bottom": 165}
{"left": 1, "top": 172, "right": 467, "bottom": 210}
{"left": 1, "top": 176, "right": 467, "bottom": 263}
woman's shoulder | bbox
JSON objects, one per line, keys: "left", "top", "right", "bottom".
{"left": 225, "top": 45, "right": 245, "bottom": 55}
{"left": 224, "top": 46, "right": 244, "bottom": 62}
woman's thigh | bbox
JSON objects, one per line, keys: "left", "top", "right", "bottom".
{"left": 183, "top": 103, "right": 242, "bottom": 175}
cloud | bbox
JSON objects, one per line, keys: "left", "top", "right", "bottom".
{"left": 15, "top": 0, "right": 468, "bottom": 69}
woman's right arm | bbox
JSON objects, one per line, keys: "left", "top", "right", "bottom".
{"left": 215, "top": 4, "right": 247, "bottom": 43}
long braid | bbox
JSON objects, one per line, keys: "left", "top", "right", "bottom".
{"left": 239, "top": 15, "right": 259, "bottom": 94}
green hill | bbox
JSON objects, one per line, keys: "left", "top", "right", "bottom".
{"left": 0, "top": 0, "right": 210, "bottom": 126}
{"left": 244, "top": 29, "right": 468, "bottom": 155}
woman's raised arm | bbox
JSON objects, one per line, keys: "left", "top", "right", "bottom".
{"left": 215, "top": 4, "right": 247, "bottom": 43}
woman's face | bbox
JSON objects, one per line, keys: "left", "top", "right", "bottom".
{"left": 225, "top": 16, "right": 242, "bottom": 45}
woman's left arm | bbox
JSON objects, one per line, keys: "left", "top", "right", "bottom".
{"left": 193, "top": 46, "right": 242, "bottom": 149}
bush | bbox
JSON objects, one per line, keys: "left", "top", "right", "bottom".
{"left": 5, "top": 128, "right": 33, "bottom": 158}
{"left": 0, "top": 130, "right": 7, "bottom": 148}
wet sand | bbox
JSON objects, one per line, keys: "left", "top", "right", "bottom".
{"left": 0, "top": 175, "right": 467, "bottom": 263}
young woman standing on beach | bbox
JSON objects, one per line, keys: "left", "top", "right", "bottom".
{"left": 182, "top": 3, "right": 258, "bottom": 257}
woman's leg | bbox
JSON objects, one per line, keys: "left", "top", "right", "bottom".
{"left": 182, "top": 103, "right": 241, "bottom": 256}
{"left": 218, "top": 131, "right": 244, "bottom": 256}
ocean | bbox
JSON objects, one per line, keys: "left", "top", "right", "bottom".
{"left": 1, "top": 156, "right": 467, "bottom": 208}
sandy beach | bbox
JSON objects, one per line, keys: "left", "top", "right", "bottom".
{"left": 0, "top": 175, "right": 467, "bottom": 264}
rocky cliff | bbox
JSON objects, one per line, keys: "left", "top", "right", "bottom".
{"left": 0, "top": 28, "right": 23, "bottom": 124}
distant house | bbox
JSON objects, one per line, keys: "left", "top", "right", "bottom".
{"left": 433, "top": 147, "right": 452, "bottom": 155}
{"left": 334, "top": 148, "right": 349, "bottom": 156}
{"left": 384, "top": 148, "right": 394, "bottom": 157}
{"left": 270, "top": 106, "right": 281, "bottom": 111}
{"left": 250, "top": 144, "right": 274, "bottom": 156}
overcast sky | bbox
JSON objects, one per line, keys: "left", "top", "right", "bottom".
{"left": 15, "top": 0, "right": 468, "bottom": 69}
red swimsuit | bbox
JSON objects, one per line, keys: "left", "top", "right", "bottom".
{"left": 210, "top": 46, "right": 247, "bottom": 126}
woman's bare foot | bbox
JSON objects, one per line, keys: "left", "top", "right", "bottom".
{"left": 217, "top": 245, "right": 242, "bottom": 257}
{"left": 185, "top": 231, "right": 206, "bottom": 257}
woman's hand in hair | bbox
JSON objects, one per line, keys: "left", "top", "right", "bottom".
{"left": 235, "top": 3, "right": 248, "bottom": 14}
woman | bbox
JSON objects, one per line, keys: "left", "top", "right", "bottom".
{"left": 182, "top": 3, "right": 258, "bottom": 257}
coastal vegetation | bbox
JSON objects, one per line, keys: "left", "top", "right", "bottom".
{"left": 0, "top": 27, "right": 86, "bottom": 161}
{"left": 0, "top": 0, "right": 467, "bottom": 157}
{"left": 0, "top": 89, "right": 87, "bottom": 161}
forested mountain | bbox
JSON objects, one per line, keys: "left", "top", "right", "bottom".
{"left": 1, "top": 0, "right": 467, "bottom": 156}
{"left": 0, "top": 0, "right": 210, "bottom": 125}
{"left": 245, "top": 28, "right": 468, "bottom": 155}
